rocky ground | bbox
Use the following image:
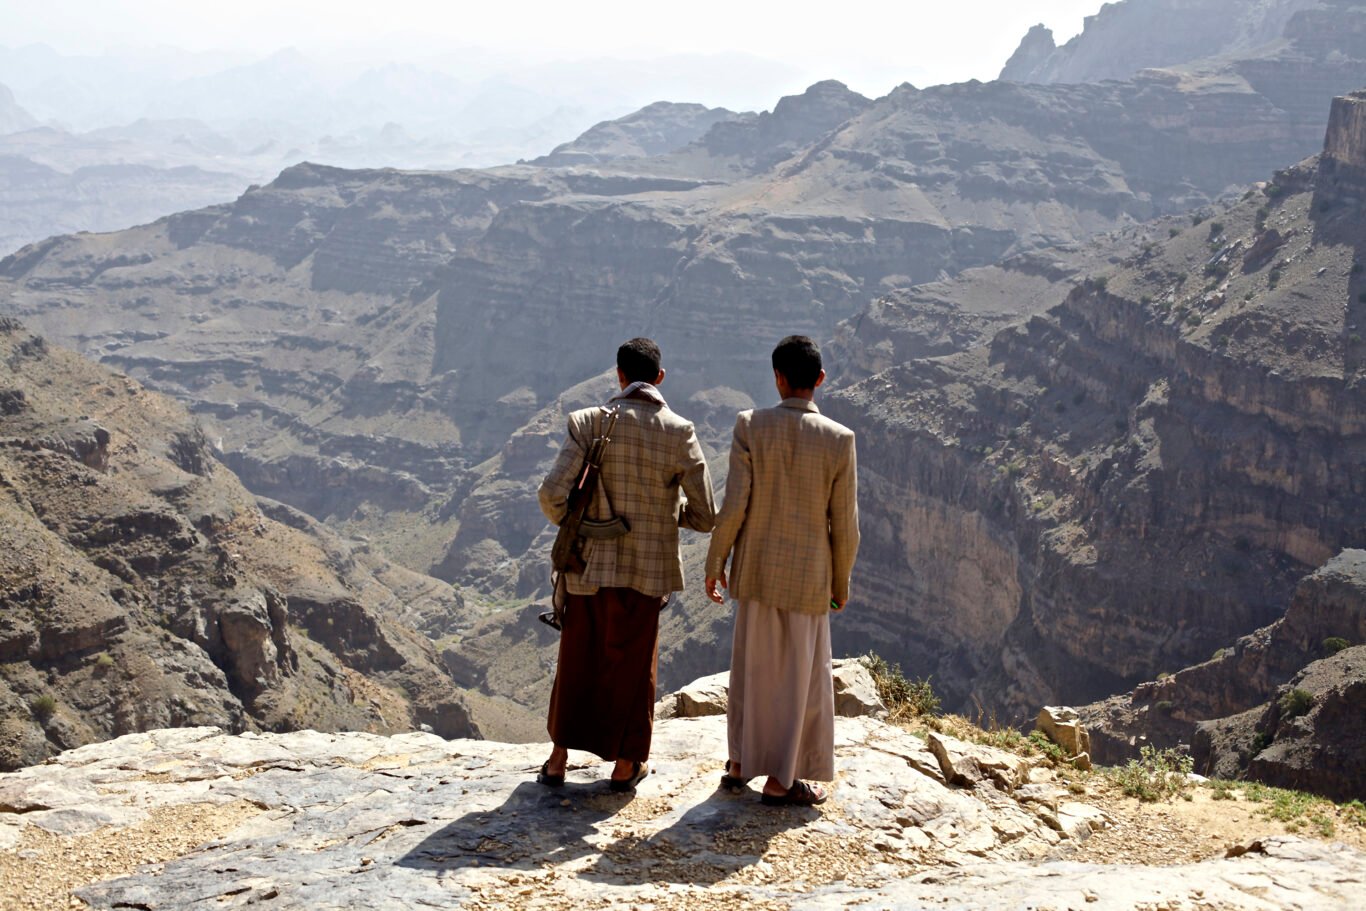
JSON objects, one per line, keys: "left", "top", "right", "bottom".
{"left": 1, "top": 669, "right": 1363, "bottom": 911}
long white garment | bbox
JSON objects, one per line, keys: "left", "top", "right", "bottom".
{"left": 727, "top": 599, "right": 835, "bottom": 788}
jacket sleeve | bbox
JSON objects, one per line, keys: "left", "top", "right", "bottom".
{"left": 828, "top": 432, "right": 860, "bottom": 605}
{"left": 538, "top": 412, "right": 587, "bottom": 526}
{"left": 704, "top": 412, "right": 752, "bottom": 577}
{"left": 677, "top": 423, "right": 716, "bottom": 533}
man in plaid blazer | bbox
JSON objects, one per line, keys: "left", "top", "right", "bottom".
{"left": 537, "top": 337, "right": 715, "bottom": 791}
{"left": 705, "top": 335, "right": 859, "bottom": 806}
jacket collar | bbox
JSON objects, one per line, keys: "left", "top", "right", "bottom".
{"left": 610, "top": 381, "right": 668, "bottom": 408}
{"left": 779, "top": 396, "right": 819, "bottom": 413}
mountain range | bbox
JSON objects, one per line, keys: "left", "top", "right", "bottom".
{"left": 1, "top": 0, "right": 1364, "bottom": 783}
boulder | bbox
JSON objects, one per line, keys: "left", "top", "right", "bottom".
{"left": 1035, "top": 705, "right": 1093, "bottom": 770}
{"left": 832, "top": 657, "right": 888, "bottom": 719}
{"left": 927, "top": 731, "right": 1031, "bottom": 793}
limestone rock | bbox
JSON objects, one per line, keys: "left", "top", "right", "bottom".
{"left": 1035, "top": 705, "right": 1093, "bottom": 770}
{"left": 654, "top": 660, "right": 887, "bottom": 721}
{"left": 832, "top": 658, "right": 888, "bottom": 719}
{"left": 927, "top": 731, "right": 1030, "bottom": 793}
{"left": 654, "top": 670, "right": 729, "bottom": 719}
{"left": 0, "top": 715, "right": 1356, "bottom": 910}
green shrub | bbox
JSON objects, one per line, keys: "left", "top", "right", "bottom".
{"left": 1279, "top": 688, "right": 1314, "bottom": 719}
{"left": 30, "top": 695, "right": 57, "bottom": 721}
{"left": 1323, "top": 636, "right": 1351, "bottom": 656}
{"left": 95, "top": 652, "right": 115, "bottom": 668}
{"left": 1209, "top": 780, "right": 1237, "bottom": 800}
{"left": 1168, "top": 227, "right": 1181, "bottom": 238}
{"left": 1155, "top": 700, "right": 1174, "bottom": 715}
{"left": 1109, "top": 746, "right": 1194, "bottom": 802}
{"left": 862, "top": 653, "right": 941, "bottom": 721}
{"left": 1027, "top": 730, "right": 1066, "bottom": 763}
{"left": 1251, "top": 731, "right": 1272, "bottom": 754}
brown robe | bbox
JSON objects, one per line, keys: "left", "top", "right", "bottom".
{"left": 546, "top": 586, "right": 666, "bottom": 762}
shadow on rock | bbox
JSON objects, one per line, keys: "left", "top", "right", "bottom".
{"left": 583, "top": 787, "right": 811, "bottom": 886}
{"left": 397, "top": 779, "right": 636, "bottom": 872}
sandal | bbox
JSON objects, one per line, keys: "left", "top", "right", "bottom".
{"left": 609, "top": 761, "right": 649, "bottom": 793}
{"left": 720, "top": 760, "right": 753, "bottom": 790}
{"left": 536, "top": 760, "right": 565, "bottom": 788}
{"left": 760, "top": 780, "right": 827, "bottom": 807}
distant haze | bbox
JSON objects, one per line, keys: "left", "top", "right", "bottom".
{"left": 0, "top": 0, "right": 1099, "bottom": 106}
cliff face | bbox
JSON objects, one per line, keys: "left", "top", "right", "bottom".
{"left": 1092, "top": 546, "right": 1366, "bottom": 802}
{"left": 826, "top": 94, "right": 1366, "bottom": 719}
{"left": 0, "top": 317, "right": 478, "bottom": 770}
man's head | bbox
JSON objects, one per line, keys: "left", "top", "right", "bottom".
{"left": 617, "top": 337, "right": 665, "bottom": 387}
{"left": 772, "top": 335, "right": 825, "bottom": 397}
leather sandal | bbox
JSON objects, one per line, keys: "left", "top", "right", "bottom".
{"left": 760, "top": 780, "right": 827, "bottom": 807}
{"left": 720, "top": 760, "right": 753, "bottom": 790}
{"left": 536, "top": 760, "right": 565, "bottom": 788}
{"left": 609, "top": 760, "right": 649, "bottom": 792}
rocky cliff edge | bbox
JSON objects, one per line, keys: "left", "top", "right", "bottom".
{"left": 1, "top": 677, "right": 1364, "bottom": 910}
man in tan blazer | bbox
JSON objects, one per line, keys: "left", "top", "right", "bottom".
{"left": 705, "top": 335, "right": 859, "bottom": 806}
{"left": 538, "top": 337, "right": 716, "bottom": 791}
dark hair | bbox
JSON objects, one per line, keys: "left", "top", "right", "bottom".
{"left": 617, "top": 337, "right": 662, "bottom": 384}
{"left": 772, "top": 335, "right": 822, "bottom": 389}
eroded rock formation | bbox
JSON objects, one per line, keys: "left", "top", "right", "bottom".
{"left": 0, "top": 318, "right": 478, "bottom": 770}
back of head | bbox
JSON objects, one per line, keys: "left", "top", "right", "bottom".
{"left": 617, "top": 337, "right": 662, "bottom": 384}
{"left": 772, "top": 335, "right": 822, "bottom": 390}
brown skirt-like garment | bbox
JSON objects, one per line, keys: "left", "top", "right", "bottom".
{"left": 546, "top": 586, "right": 666, "bottom": 763}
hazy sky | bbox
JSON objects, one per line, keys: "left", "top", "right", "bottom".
{"left": 2, "top": 0, "right": 1103, "bottom": 97}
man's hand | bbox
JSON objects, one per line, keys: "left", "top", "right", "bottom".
{"left": 705, "top": 573, "right": 728, "bottom": 604}
{"left": 831, "top": 596, "right": 847, "bottom": 613}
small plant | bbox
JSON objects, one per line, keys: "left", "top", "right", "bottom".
{"left": 862, "top": 653, "right": 941, "bottom": 721}
{"left": 1207, "top": 222, "right": 1225, "bottom": 239}
{"left": 1345, "top": 800, "right": 1366, "bottom": 828}
{"left": 30, "top": 694, "right": 57, "bottom": 721}
{"left": 1109, "top": 745, "right": 1194, "bottom": 802}
{"left": 1155, "top": 700, "right": 1174, "bottom": 715}
{"left": 1192, "top": 213, "right": 1206, "bottom": 226}
{"left": 95, "top": 652, "right": 115, "bottom": 668}
{"left": 1093, "top": 276, "right": 1109, "bottom": 291}
{"left": 1323, "top": 636, "right": 1351, "bottom": 656}
{"left": 1209, "top": 780, "right": 1237, "bottom": 801}
{"left": 1140, "top": 294, "right": 1153, "bottom": 305}
{"left": 1251, "top": 731, "right": 1272, "bottom": 754}
{"left": 1279, "top": 688, "right": 1314, "bottom": 719}
{"left": 1027, "top": 730, "right": 1066, "bottom": 764}
{"left": 1169, "top": 227, "right": 1181, "bottom": 238}
{"left": 1265, "top": 183, "right": 1286, "bottom": 199}
{"left": 1211, "top": 647, "right": 1228, "bottom": 661}
{"left": 1352, "top": 334, "right": 1363, "bottom": 345}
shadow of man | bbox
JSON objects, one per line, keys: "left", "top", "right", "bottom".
{"left": 397, "top": 779, "right": 636, "bottom": 873}
{"left": 581, "top": 786, "right": 813, "bottom": 886}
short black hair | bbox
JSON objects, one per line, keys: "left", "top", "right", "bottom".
{"left": 772, "top": 335, "right": 822, "bottom": 389}
{"left": 617, "top": 337, "right": 662, "bottom": 384}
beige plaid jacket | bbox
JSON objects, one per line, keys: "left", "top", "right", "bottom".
{"left": 539, "top": 392, "right": 715, "bottom": 597}
{"left": 705, "top": 398, "right": 859, "bottom": 614}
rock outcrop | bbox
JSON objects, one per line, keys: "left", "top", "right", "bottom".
{"left": 0, "top": 318, "right": 478, "bottom": 770}
{"left": 532, "top": 101, "right": 749, "bottom": 167}
{"left": 2, "top": 713, "right": 1362, "bottom": 909}
{"left": 1000, "top": 0, "right": 1321, "bottom": 85}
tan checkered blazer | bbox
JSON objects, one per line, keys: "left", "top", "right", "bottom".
{"left": 705, "top": 398, "right": 859, "bottom": 614}
{"left": 539, "top": 395, "right": 715, "bottom": 597}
